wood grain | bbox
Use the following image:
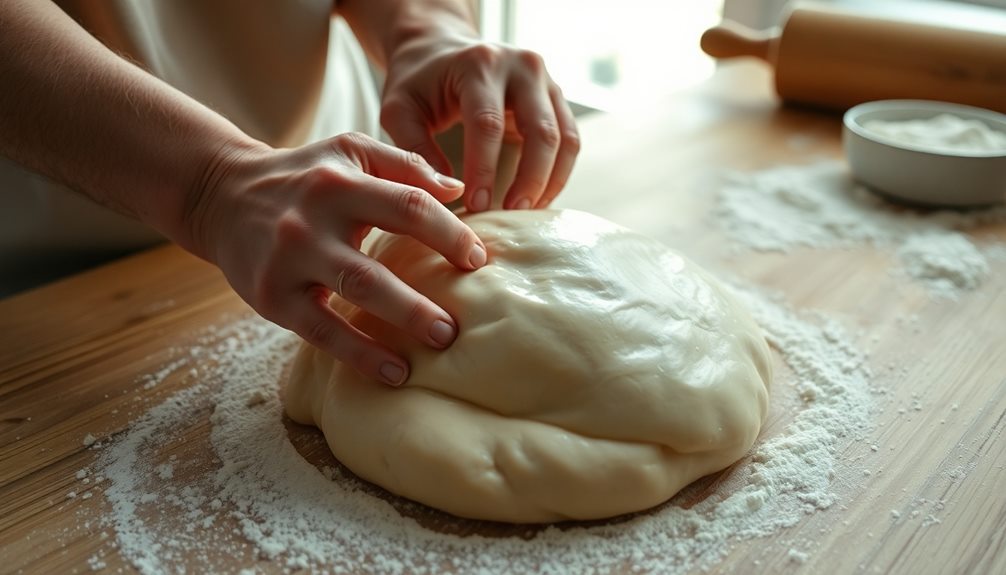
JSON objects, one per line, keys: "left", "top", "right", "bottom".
{"left": 2, "top": 62, "right": 1005, "bottom": 574}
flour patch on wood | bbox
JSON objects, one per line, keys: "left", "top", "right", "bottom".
{"left": 715, "top": 161, "right": 1006, "bottom": 299}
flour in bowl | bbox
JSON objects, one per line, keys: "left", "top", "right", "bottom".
{"left": 862, "top": 114, "right": 1006, "bottom": 155}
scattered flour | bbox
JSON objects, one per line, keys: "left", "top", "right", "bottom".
{"left": 155, "top": 463, "right": 174, "bottom": 481}
{"left": 862, "top": 114, "right": 1006, "bottom": 155}
{"left": 716, "top": 161, "right": 1006, "bottom": 299}
{"left": 87, "top": 555, "right": 107, "bottom": 572}
{"left": 896, "top": 232, "right": 990, "bottom": 299}
{"left": 787, "top": 548, "right": 809, "bottom": 564}
{"left": 140, "top": 358, "right": 189, "bottom": 390}
{"left": 91, "top": 283, "right": 873, "bottom": 574}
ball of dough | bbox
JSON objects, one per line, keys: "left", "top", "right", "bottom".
{"left": 285, "top": 209, "right": 772, "bottom": 523}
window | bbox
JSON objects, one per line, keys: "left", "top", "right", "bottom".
{"left": 481, "top": 0, "right": 724, "bottom": 112}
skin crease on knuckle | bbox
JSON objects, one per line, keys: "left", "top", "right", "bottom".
{"left": 404, "top": 149, "right": 425, "bottom": 168}
{"left": 462, "top": 43, "right": 502, "bottom": 70}
{"left": 561, "top": 128, "right": 582, "bottom": 155}
{"left": 331, "top": 131, "right": 375, "bottom": 170}
{"left": 304, "top": 314, "right": 344, "bottom": 356}
{"left": 531, "top": 119, "right": 561, "bottom": 149}
{"left": 405, "top": 295, "right": 428, "bottom": 333}
{"left": 473, "top": 109, "right": 505, "bottom": 140}
{"left": 300, "top": 164, "right": 352, "bottom": 203}
{"left": 339, "top": 260, "right": 381, "bottom": 303}
{"left": 516, "top": 49, "right": 546, "bottom": 76}
{"left": 397, "top": 187, "right": 435, "bottom": 227}
{"left": 512, "top": 173, "right": 549, "bottom": 200}
{"left": 333, "top": 131, "right": 373, "bottom": 153}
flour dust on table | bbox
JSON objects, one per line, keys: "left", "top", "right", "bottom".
{"left": 78, "top": 274, "right": 875, "bottom": 574}
{"left": 715, "top": 161, "right": 1006, "bottom": 299}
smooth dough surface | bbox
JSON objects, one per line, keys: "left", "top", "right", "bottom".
{"left": 285, "top": 209, "right": 772, "bottom": 523}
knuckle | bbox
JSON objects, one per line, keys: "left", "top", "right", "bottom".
{"left": 405, "top": 150, "right": 425, "bottom": 167}
{"left": 531, "top": 120, "right": 561, "bottom": 148}
{"left": 303, "top": 164, "right": 349, "bottom": 192}
{"left": 406, "top": 297, "right": 426, "bottom": 331}
{"left": 474, "top": 162, "right": 497, "bottom": 179}
{"left": 340, "top": 261, "right": 380, "bottom": 301}
{"left": 473, "top": 110, "right": 505, "bottom": 139}
{"left": 516, "top": 173, "right": 549, "bottom": 193}
{"left": 304, "top": 317, "right": 341, "bottom": 349}
{"left": 274, "top": 211, "right": 310, "bottom": 247}
{"left": 397, "top": 188, "right": 434, "bottom": 224}
{"left": 517, "top": 49, "right": 546, "bottom": 74}
{"left": 562, "top": 129, "right": 582, "bottom": 154}
{"left": 463, "top": 43, "right": 502, "bottom": 68}
{"left": 332, "top": 131, "right": 373, "bottom": 154}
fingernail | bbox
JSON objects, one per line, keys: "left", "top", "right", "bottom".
{"left": 514, "top": 197, "right": 532, "bottom": 210}
{"left": 471, "top": 188, "right": 490, "bottom": 212}
{"left": 468, "top": 243, "right": 487, "bottom": 268}
{"left": 379, "top": 362, "right": 407, "bottom": 386}
{"left": 429, "top": 319, "right": 456, "bottom": 346}
{"left": 435, "top": 172, "right": 464, "bottom": 189}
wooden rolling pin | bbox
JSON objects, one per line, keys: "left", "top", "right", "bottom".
{"left": 701, "top": 1, "right": 1006, "bottom": 113}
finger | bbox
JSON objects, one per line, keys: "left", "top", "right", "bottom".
{"left": 459, "top": 77, "right": 506, "bottom": 213}
{"left": 293, "top": 285, "right": 410, "bottom": 386}
{"left": 346, "top": 175, "right": 488, "bottom": 271}
{"left": 328, "top": 249, "right": 460, "bottom": 351}
{"left": 536, "top": 85, "right": 581, "bottom": 208}
{"left": 380, "top": 96, "right": 454, "bottom": 176}
{"left": 502, "top": 66, "right": 561, "bottom": 210}
{"left": 330, "top": 132, "right": 465, "bottom": 204}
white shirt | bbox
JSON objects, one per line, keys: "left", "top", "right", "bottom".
{"left": 0, "top": 0, "right": 378, "bottom": 294}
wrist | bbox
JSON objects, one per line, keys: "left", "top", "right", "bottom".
{"left": 383, "top": 2, "right": 480, "bottom": 66}
{"left": 176, "top": 135, "right": 272, "bottom": 264}
{"left": 339, "top": 0, "right": 479, "bottom": 68}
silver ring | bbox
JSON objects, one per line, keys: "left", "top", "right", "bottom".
{"left": 335, "top": 269, "right": 347, "bottom": 299}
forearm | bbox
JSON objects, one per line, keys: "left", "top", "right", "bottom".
{"left": 336, "top": 0, "right": 479, "bottom": 68}
{"left": 0, "top": 0, "right": 263, "bottom": 256}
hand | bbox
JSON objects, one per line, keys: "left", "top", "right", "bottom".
{"left": 380, "top": 33, "right": 580, "bottom": 213}
{"left": 189, "top": 133, "right": 488, "bottom": 386}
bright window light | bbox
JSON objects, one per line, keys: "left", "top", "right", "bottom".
{"left": 486, "top": 1, "right": 724, "bottom": 112}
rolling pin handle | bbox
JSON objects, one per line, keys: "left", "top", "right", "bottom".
{"left": 700, "top": 22, "right": 777, "bottom": 63}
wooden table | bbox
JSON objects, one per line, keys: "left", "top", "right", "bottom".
{"left": 2, "top": 62, "right": 1005, "bottom": 574}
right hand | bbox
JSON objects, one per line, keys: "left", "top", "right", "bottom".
{"left": 187, "top": 132, "right": 487, "bottom": 386}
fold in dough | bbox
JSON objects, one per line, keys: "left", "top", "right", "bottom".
{"left": 285, "top": 209, "right": 772, "bottom": 523}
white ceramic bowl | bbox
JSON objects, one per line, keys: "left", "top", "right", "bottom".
{"left": 843, "top": 100, "right": 1006, "bottom": 207}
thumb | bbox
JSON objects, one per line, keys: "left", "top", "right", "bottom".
{"left": 380, "top": 97, "right": 454, "bottom": 176}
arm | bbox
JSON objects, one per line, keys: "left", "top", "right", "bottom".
{"left": 338, "top": 0, "right": 479, "bottom": 69}
{"left": 0, "top": 0, "right": 254, "bottom": 255}
{"left": 337, "top": 0, "right": 582, "bottom": 213}
{"left": 0, "top": 0, "right": 488, "bottom": 386}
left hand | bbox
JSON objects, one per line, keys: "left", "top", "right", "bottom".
{"left": 380, "top": 32, "right": 580, "bottom": 213}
